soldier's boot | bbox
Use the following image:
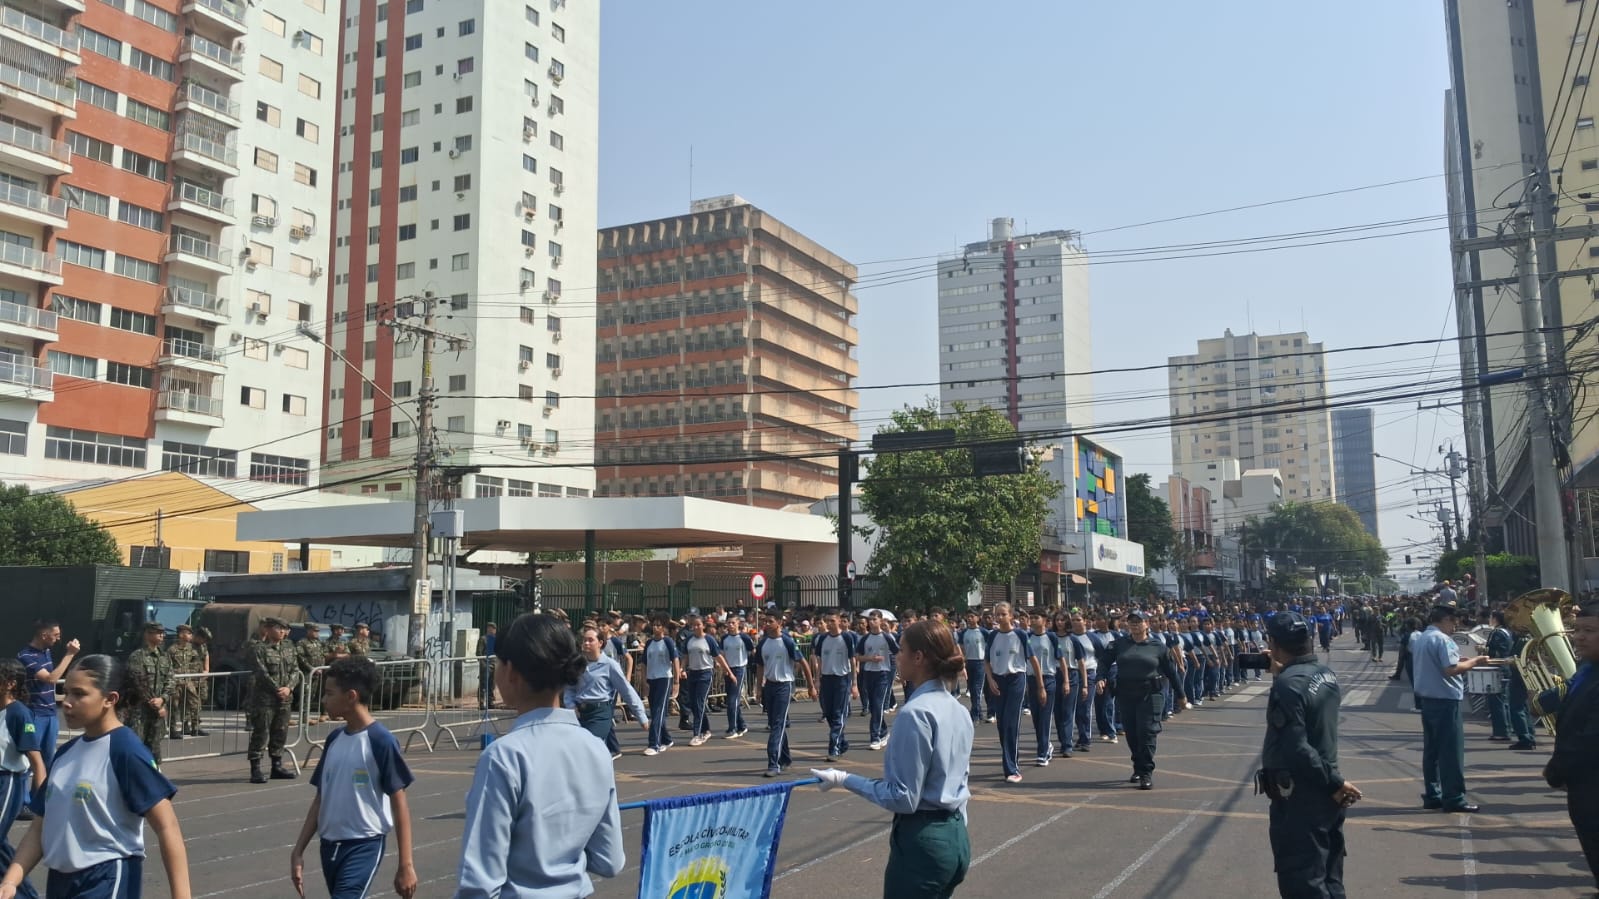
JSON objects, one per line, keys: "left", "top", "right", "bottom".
{"left": 249, "top": 759, "right": 268, "bottom": 784}
{"left": 169, "top": 728, "right": 183, "bottom": 740}
{"left": 270, "top": 757, "right": 297, "bottom": 780}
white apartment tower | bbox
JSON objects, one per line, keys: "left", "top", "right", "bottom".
{"left": 936, "top": 218, "right": 1093, "bottom": 434}
{"left": 1168, "top": 330, "right": 1335, "bottom": 503}
{"left": 321, "top": 0, "right": 598, "bottom": 500}
{"left": 0, "top": 0, "right": 337, "bottom": 490}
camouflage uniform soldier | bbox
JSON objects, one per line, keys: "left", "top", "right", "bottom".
{"left": 125, "top": 622, "right": 174, "bottom": 765}
{"left": 247, "top": 617, "right": 301, "bottom": 784}
{"left": 296, "top": 624, "right": 327, "bottom": 724}
{"left": 166, "top": 624, "right": 206, "bottom": 739}
{"left": 193, "top": 625, "right": 213, "bottom": 716}
{"left": 348, "top": 622, "right": 373, "bottom": 659}
{"left": 325, "top": 624, "right": 350, "bottom": 662}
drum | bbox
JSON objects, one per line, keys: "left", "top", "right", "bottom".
{"left": 1466, "top": 666, "right": 1504, "bottom": 695}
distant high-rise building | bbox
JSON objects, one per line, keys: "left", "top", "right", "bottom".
{"left": 936, "top": 218, "right": 1092, "bottom": 433}
{"left": 1331, "top": 407, "right": 1379, "bottom": 539}
{"left": 322, "top": 0, "right": 598, "bottom": 501}
{"left": 594, "top": 195, "right": 859, "bottom": 508}
{"left": 0, "top": 0, "right": 338, "bottom": 491}
{"left": 1168, "top": 329, "right": 1335, "bottom": 503}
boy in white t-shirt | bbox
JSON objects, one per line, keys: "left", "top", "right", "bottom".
{"left": 290, "top": 659, "right": 417, "bottom": 899}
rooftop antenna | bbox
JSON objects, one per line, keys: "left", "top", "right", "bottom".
{"left": 688, "top": 145, "right": 693, "bottom": 208}
{"left": 1247, "top": 299, "right": 1253, "bottom": 333}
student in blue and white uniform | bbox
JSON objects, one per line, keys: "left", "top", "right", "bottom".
{"left": 565, "top": 628, "right": 648, "bottom": 760}
{"left": 811, "top": 620, "right": 973, "bottom": 899}
{"left": 0, "top": 661, "right": 41, "bottom": 899}
{"left": 1050, "top": 613, "right": 1083, "bottom": 760}
{"left": 678, "top": 616, "right": 733, "bottom": 747}
{"left": 984, "top": 602, "right": 1032, "bottom": 784}
{"left": 641, "top": 619, "right": 682, "bottom": 757}
{"left": 455, "top": 613, "right": 624, "bottom": 899}
{"left": 812, "top": 614, "right": 859, "bottom": 762}
{"left": 859, "top": 615, "right": 899, "bottom": 751}
{"left": 0, "top": 655, "right": 190, "bottom": 899}
{"left": 719, "top": 620, "right": 755, "bottom": 739}
{"left": 1025, "top": 611, "right": 1063, "bottom": 767}
{"left": 1068, "top": 611, "right": 1097, "bottom": 752}
{"left": 957, "top": 612, "right": 991, "bottom": 723}
{"left": 291, "top": 657, "right": 418, "bottom": 899}
{"left": 594, "top": 623, "right": 632, "bottom": 756}
{"left": 754, "top": 616, "right": 811, "bottom": 778}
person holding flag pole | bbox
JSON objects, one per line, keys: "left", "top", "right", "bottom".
{"left": 812, "top": 619, "right": 973, "bottom": 899}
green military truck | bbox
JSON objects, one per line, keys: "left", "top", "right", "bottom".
{"left": 0, "top": 566, "right": 206, "bottom": 659}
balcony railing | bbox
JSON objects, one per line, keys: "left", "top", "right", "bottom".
{"left": 0, "top": 120, "right": 68, "bottom": 163}
{"left": 0, "top": 62, "right": 76, "bottom": 106}
{"left": 180, "top": 34, "right": 241, "bottom": 71}
{"left": 175, "top": 131, "right": 238, "bottom": 168}
{"left": 161, "top": 337, "right": 220, "bottom": 363}
{"left": 0, "top": 299, "right": 57, "bottom": 332}
{"left": 172, "top": 179, "right": 232, "bottom": 216}
{"left": 164, "top": 286, "right": 227, "bottom": 317}
{"left": 157, "top": 390, "right": 222, "bottom": 417}
{"left": 0, "top": 6, "right": 78, "bottom": 55}
{"left": 0, "top": 359, "right": 51, "bottom": 390}
{"left": 0, "top": 181, "right": 67, "bottom": 219}
{"left": 168, "top": 233, "right": 230, "bottom": 266}
{"left": 179, "top": 80, "right": 239, "bottom": 120}
{"left": 187, "top": 0, "right": 243, "bottom": 25}
{"left": 0, "top": 241, "right": 60, "bottom": 276}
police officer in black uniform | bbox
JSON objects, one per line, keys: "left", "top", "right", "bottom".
{"left": 1258, "top": 611, "right": 1362, "bottom": 899}
{"left": 1097, "top": 611, "right": 1187, "bottom": 790}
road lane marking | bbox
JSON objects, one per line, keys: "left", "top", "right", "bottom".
{"left": 1091, "top": 802, "right": 1213, "bottom": 898}
{"left": 1225, "top": 685, "right": 1269, "bottom": 703}
{"left": 968, "top": 793, "right": 1099, "bottom": 867}
{"left": 1459, "top": 819, "right": 1479, "bottom": 899}
{"left": 1343, "top": 689, "right": 1373, "bottom": 707}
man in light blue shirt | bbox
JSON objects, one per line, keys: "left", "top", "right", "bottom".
{"left": 1411, "top": 602, "right": 1490, "bottom": 813}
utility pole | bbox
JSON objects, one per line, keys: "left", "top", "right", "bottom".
{"left": 384, "top": 292, "right": 470, "bottom": 656}
{"left": 1513, "top": 212, "right": 1572, "bottom": 589}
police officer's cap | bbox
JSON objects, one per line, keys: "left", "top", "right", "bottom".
{"left": 1265, "top": 611, "right": 1310, "bottom": 643}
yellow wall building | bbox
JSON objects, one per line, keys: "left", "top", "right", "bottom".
{"left": 57, "top": 472, "right": 332, "bottom": 574}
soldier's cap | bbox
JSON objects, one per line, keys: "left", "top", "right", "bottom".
{"left": 1265, "top": 611, "right": 1310, "bottom": 643}
{"left": 142, "top": 622, "right": 165, "bottom": 634}
{"left": 485, "top": 622, "right": 497, "bottom": 629}
{"left": 262, "top": 616, "right": 289, "bottom": 629}
{"left": 195, "top": 626, "right": 212, "bottom": 640}
{"left": 304, "top": 622, "right": 320, "bottom": 630}
{"left": 176, "top": 624, "right": 192, "bottom": 633}
{"left": 354, "top": 621, "right": 369, "bottom": 629}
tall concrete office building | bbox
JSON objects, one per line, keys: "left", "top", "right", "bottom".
{"left": 1168, "top": 329, "right": 1335, "bottom": 502}
{"left": 594, "top": 195, "right": 859, "bottom": 508}
{"left": 936, "top": 218, "right": 1092, "bottom": 433}
{"left": 321, "top": 0, "right": 598, "bottom": 501}
{"left": 0, "top": 0, "right": 338, "bottom": 490}
{"left": 1331, "top": 406, "right": 1379, "bottom": 539}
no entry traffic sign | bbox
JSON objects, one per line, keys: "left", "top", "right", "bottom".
{"left": 750, "top": 572, "right": 768, "bottom": 601}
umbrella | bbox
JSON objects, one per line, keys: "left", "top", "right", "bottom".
{"left": 862, "top": 608, "right": 898, "bottom": 621}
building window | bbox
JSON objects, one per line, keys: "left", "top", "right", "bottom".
{"left": 260, "top": 56, "right": 284, "bottom": 81}
{"left": 525, "top": 42, "right": 539, "bottom": 61}
{"left": 296, "top": 119, "right": 320, "bottom": 143}
{"left": 116, "top": 202, "right": 163, "bottom": 231}
{"left": 109, "top": 308, "right": 157, "bottom": 335}
{"left": 66, "top": 132, "right": 114, "bottom": 165}
{"left": 448, "top": 374, "right": 466, "bottom": 392}
{"left": 240, "top": 386, "right": 267, "bottom": 409}
{"left": 447, "top": 416, "right": 465, "bottom": 432}
{"left": 457, "top": 57, "right": 474, "bottom": 75}
{"left": 451, "top": 253, "right": 470, "bottom": 271}
{"left": 522, "top": 154, "right": 537, "bottom": 173}
{"left": 283, "top": 346, "right": 309, "bottom": 369}
{"left": 129, "top": 48, "right": 174, "bottom": 81}
{"left": 113, "top": 256, "right": 160, "bottom": 284}
{"left": 57, "top": 242, "right": 106, "bottom": 270}
{"left": 404, "top": 71, "right": 421, "bottom": 87}
{"left": 250, "top": 452, "right": 310, "bottom": 484}
{"left": 120, "top": 150, "right": 167, "bottom": 181}
{"left": 453, "top": 214, "right": 471, "bottom": 232}
{"left": 79, "top": 81, "right": 118, "bottom": 112}
{"left": 295, "top": 164, "right": 318, "bottom": 186}
{"left": 255, "top": 148, "right": 280, "bottom": 172}
{"left": 405, "top": 33, "right": 422, "bottom": 50}
{"left": 456, "top": 96, "right": 473, "bottom": 113}
{"left": 125, "top": 98, "right": 170, "bottom": 130}
{"left": 129, "top": 546, "right": 171, "bottom": 569}
{"left": 298, "top": 74, "right": 322, "bottom": 98}
{"left": 400, "top": 147, "right": 419, "bottom": 164}
{"left": 161, "top": 441, "right": 238, "bottom": 477}
{"left": 44, "top": 426, "right": 146, "bottom": 468}
{"left": 52, "top": 295, "right": 101, "bottom": 324}
{"left": 552, "top": 23, "right": 565, "bottom": 42}
{"left": 459, "top": 18, "right": 475, "bottom": 35}
{"left": 80, "top": 28, "right": 122, "bottom": 61}
{"left": 282, "top": 394, "right": 307, "bottom": 416}
{"left": 104, "top": 362, "right": 152, "bottom": 388}
{"left": 202, "top": 550, "right": 250, "bottom": 574}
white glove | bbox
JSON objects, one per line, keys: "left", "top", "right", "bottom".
{"left": 810, "top": 768, "right": 848, "bottom": 791}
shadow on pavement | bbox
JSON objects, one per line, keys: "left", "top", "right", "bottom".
{"left": 1401, "top": 872, "right": 1591, "bottom": 891}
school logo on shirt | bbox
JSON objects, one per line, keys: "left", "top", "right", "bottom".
{"left": 21, "top": 724, "right": 32, "bottom": 735}
{"left": 72, "top": 781, "right": 93, "bottom": 803}
{"left": 667, "top": 857, "right": 727, "bottom": 899}
{"left": 353, "top": 768, "right": 371, "bottom": 788}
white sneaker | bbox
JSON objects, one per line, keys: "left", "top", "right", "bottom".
{"left": 643, "top": 748, "right": 659, "bottom": 757}
{"left": 1036, "top": 757, "right": 1050, "bottom": 767}
{"left": 869, "top": 740, "right": 883, "bottom": 751}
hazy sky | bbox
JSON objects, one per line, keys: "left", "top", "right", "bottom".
{"left": 596, "top": 1, "right": 1459, "bottom": 581}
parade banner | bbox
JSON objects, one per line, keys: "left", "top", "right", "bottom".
{"left": 637, "top": 781, "right": 796, "bottom": 899}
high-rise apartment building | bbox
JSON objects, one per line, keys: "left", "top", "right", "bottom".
{"left": 1444, "top": 0, "right": 1599, "bottom": 559}
{"left": 1331, "top": 406, "right": 1379, "bottom": 539}
{"left": 594, "top": 195, "right": 859, "bottom": 508}
{"left": 1, "top": 0, "right": 337, "bottom": 490}
{"left": 321, "top": 0, "right": 598, "bottom": 502}
{"left": 1167, "top": 330, "right": 1335, "bottom": 502}
{"left": 937, "top": 218, "right": 1092, "bottom": 433}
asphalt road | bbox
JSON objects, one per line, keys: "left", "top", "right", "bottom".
{"left": 17, "top": 632, "right": 1595, "bottom": 898}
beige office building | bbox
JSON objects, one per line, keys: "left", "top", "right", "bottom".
{"left": 1167, "top": 330, "right": 1335, "bottom": 503}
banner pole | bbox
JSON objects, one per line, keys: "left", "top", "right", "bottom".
{"left": 617, "top": 777, "right": 823, "bottom": 812}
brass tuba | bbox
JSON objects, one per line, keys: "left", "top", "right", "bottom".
{"left": 1506, "top": 588, "right": 1578, "bottom": 732}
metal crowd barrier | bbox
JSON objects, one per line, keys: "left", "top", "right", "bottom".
{"left": 302, "top": 657, "right": 437, "bottom": 760}
{"left": 429, "top": 655, "right": 516, "bottom": 750}
{"left": 163, "top": 670, "right": 302, "bottom": 772}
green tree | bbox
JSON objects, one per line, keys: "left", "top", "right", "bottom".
{"left": 859, "top": 403, "right": 1060, "bottom": 607}
{"left": 1243, "top": 501, "right": 1386, "bottom": 590}
{"left": 1124, "top": 473, "right": 1175, "bottom": 573}
{"left": 1440, "top": 552, "right": 1538, "bottom": 602}
{"left": 0, "top": 485, "right": 121, "bottom": 566}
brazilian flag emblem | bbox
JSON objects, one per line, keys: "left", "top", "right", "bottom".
{"left": 667, "top": 857, "right": 728, "bottom": 899}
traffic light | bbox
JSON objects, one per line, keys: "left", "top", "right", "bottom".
{"left": 1405, "top": 554, "right": 1412, "bottom": 565}
{"left": 972, "top": 442, "right": 1029, "bottom": 476}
